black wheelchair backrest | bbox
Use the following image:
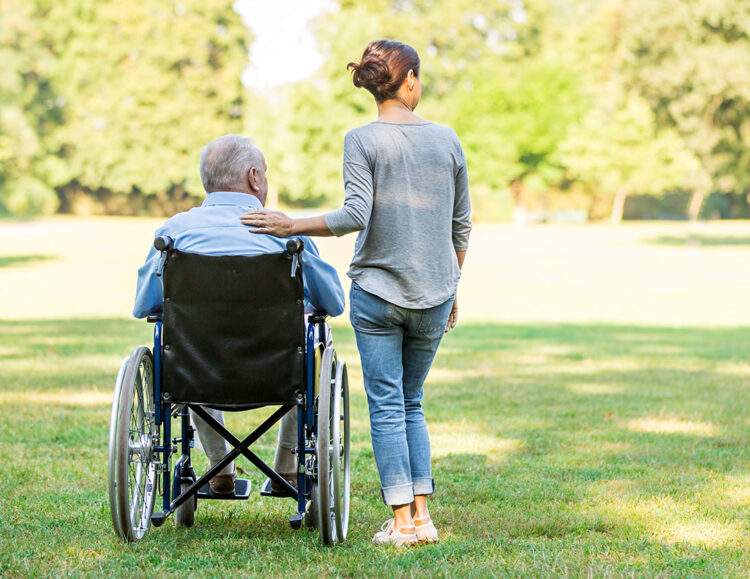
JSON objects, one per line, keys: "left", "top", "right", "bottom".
{"left": 160, "top": 248, "right": 305, "bottom": 409}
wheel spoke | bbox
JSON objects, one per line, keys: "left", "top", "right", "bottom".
{"left": 130, "top": 461, "right": 143, "bottom": 524}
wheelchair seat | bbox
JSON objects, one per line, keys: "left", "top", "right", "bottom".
{"left": 161, "top": 249, "right": 304, "bottom": 409}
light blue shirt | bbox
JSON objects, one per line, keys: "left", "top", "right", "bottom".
{"left": 133, "top": 191, "right": 345, "bottom": 319}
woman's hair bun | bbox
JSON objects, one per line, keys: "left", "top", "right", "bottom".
{"left": 349, "top": 57, "right": 391, "bottom": 92}
{"left": 347, "top": 40, "right": 420, "bottom": 102}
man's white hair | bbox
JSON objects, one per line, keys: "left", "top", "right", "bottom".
{"left": 199, "top": 134, "right": 264, "bottom": 193}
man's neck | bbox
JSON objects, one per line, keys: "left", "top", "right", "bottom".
{"left": 202, "top": 191, "right": 264, "bottom": 208}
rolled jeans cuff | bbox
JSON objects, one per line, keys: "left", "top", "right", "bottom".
{"left": 381, "top": 483, "right": 415, "bottom": 506}
{"left": 413, "top": 477, "right": 435, "bottom": 497}
{"left": 380, "top": 479, "right": 435, "bottom": 505}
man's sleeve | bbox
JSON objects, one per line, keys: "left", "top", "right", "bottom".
{"left": 132, "top": 232, "right": 165, "bottom": 319}
{"left": 300, "top": 238, "right": 345, "bottom": 316}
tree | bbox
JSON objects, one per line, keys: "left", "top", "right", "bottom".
{"left": 258, "top": 0, "right": 558, "bottom": 208}
{"left": 574, "top": 0, "right": 749, "bottom": 219}
{"left": 448, "top": 55, "right": 587, "bottom": 213}
{"left": 0, "top": 1, "right": 61, "bottom": 215}
{"left": 560, "top": 95, "right": 702, "bottom": 222}
{"left": 2, "top": 0, "right": 250, "bottom": 215}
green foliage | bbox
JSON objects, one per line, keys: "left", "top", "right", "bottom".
{"left": 569, "top": 0, "right": 747, "bottom": 217}
{"left": 2, "top": 175, "right": 59, "bottom": 216}
{"left": 560, "top": 95, "right": 702, "bottom": 220}
{"left": 257, "top": 0, "right": 552, "bottom": 207}
{"left": 2, "top": 0, "right": 750, "bottom": 219}
{"left": 268, "top": 0, "right": 748, "bottom": 218}
{"left": 44, "top": 0, "right": 248, "bottom": 196}
{"left": 0, "top": 1, "right": 60, "bottom": 215}
{"left": 0, "top": 0, "right": 249, "bottom": 215}
{"left": 617, "top": 0, "right": 750, "bottom": 192}
{"left": 449, "top": 55, "right": 586, "bottom": 198}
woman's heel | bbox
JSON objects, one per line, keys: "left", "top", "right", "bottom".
{"left": 414, "top": 516, "right": 439, "bottom": 543}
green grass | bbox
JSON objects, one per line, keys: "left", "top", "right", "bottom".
{"left": 646, "top": 234, "right": 750, "bottom": 247}
{"left": 1, "top": 318, "right": 749, "bottom": 576}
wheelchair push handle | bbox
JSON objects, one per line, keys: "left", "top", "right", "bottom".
{"left": 154, "top": 236, "right": 174, "bottom": 252}
{"left": 285, "top": 238, "right": 304, "bottom": 255}
{"left": 286, "top": 238, "right": 304, "bottom": 278}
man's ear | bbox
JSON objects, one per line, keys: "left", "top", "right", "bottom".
{"left": 247, "top": 167, "right": 259, "bottom": 193}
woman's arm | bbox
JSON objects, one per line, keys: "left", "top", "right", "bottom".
{"left": 242, "top": 132, "right": 373, "bottom": 238}
{"left": 446, "top": 138, "right": 472, "bottom": 332}
{"left": 240, "top": 211, "right": 333, "bottom": 237}
{"left": 446, "top": 249, "right": 466, "bottom": 332}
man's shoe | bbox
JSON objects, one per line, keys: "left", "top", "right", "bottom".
{"left": 209, "top": 472, "right": 236, "bottom": 495}
{"left": 270, "top": 472, "right": 298, "bottom": 494}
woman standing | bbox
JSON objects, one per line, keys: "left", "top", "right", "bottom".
{"left": 242, "top": 39, "right": 471, "bottom": 547}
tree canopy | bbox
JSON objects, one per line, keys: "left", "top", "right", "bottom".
{"left": 1, "top": 0, "right": 749, "bottom": 220}
{"left": 1, "top": 0, "right": 248, "bottom": 215}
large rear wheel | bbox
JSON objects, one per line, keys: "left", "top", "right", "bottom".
{"left": 108, "top": 347, "right": 158, "bottom": 542}
{"left": 314, "top": 347, "right": 351, "bottom": 544}
{"left": 332, "top": 360, "right": 351, "bottom": 541}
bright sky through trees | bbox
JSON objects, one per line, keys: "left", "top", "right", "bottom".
{"left": 235, "top": 0, "right": 333, "bottom": 90}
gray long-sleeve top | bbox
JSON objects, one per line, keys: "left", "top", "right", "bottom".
{"left": 325, "top": 121, "right": 472, "bottom": 309}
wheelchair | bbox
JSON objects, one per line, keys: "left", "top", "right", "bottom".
{"left": 108, "top": 237, "right": 351, "bottom": 545}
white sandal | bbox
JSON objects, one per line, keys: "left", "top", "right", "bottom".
{"left": 372, "top": 518, "right": 418, "bottom": 547}
{"left": 414, "top": 515, "right": 439, "bottom": 543}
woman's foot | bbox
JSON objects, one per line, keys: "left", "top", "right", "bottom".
{"left": 414, "top": 515, "right": 439, "bottom": 543}
{"left": 372, "top": 518, "right": 418, "bottom": 547}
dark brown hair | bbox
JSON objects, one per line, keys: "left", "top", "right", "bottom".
{"left": 347, "top": 40, "right": 420, "bottom": 102}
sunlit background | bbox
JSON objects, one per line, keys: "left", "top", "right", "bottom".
{"left": 237, "top": 0, "right": 333, "bottom": 90}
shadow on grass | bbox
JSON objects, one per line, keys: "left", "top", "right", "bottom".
{"left": 644, "top": 234, "right": 750, "bottom": 247}
{"left": 0, "top": 254, "right": 57, "bottom": 269}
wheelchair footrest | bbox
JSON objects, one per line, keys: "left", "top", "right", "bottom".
{"left": 196, "top": 478, "right": 251, "bottom": 500}
{"left": 260, "top": 477, "right": 296, "bottom": 498}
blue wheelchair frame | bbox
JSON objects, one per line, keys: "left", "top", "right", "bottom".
{"left": 149, "top": 311, "right": 326, "bottom": 529}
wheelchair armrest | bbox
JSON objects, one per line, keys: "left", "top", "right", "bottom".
{"left": 308, "top": 311, "right": 328, "bottom": 324}
{"left": 146, "top": 315, "right": 162, "bottom": 323}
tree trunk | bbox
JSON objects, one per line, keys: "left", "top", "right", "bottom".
{"left": 687, "top": 189, "right": 705, "bottom": 221}
{"left": 510, "top": 179, "right": 527, "bottom": 225}
{"left": 610, "top": 188, "right": 628, "bottom": 224}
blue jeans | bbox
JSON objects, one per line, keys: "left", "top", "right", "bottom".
{"left": 350, "top": 282, "right": 454, "bottom": 505}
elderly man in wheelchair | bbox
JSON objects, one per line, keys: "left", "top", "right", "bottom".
{"left": 108, "top": 135, "right": 351, "bottom": 545}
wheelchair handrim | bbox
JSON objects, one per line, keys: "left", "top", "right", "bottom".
{"left": 332, "top": 360, "right": 350, "bottom": 541}
{"left": 315, "top": 346, "right": 336, "bottom": 544}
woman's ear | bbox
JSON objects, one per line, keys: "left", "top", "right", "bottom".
{"left": 407, "top": 69, "right": 415, "bottom": 91}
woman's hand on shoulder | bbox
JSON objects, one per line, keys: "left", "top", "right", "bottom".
{"left": 240, "top": 209, "right": 295, "bottom": 237}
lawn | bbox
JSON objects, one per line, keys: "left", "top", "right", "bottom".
{"left": 0, "top": 219, "right": 749, "bottom": 576}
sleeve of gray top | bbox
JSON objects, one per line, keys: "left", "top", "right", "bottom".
{"left": 452, "top": 139, "right": 472, "bottom": 251}
{"left": 324, "top": 132, "right": 373, "bottom": 236}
